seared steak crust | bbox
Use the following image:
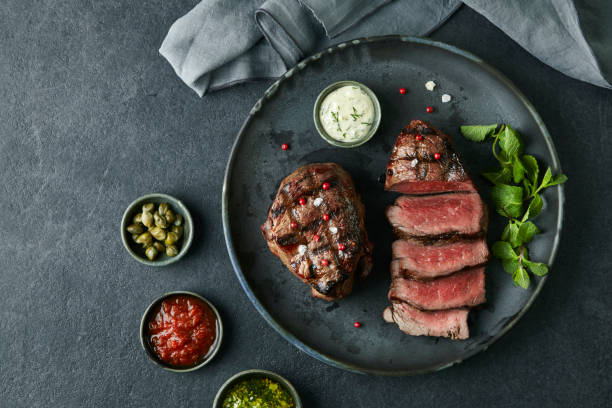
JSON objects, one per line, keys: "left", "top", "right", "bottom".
{"left": 261, "top": 163, "right": 373, "bottom": 301}
{"left": 385, "top": 120, "right": 476, "bottom": 194}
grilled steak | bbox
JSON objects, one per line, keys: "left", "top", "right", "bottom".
{"left": 392, "top": 238, "right": 489, "bottom": 280}
{"left": 382, "top": 120, "right": 490, "bottom": 340}
{"left": 261, "top": 163, "right": 373, "bottom": 301}
{"left": 383, "top": 302, "right": 469, "bottom": 340}
{"left": 385, "top": 120, "right": 475, "bottom": 194}
{"left": 386, "top": 193, "right": 487, "bottom": 240}
{"left": 388, "top": 266, "right": 486, "bottom": 310}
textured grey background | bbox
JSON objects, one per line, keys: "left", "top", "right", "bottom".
{"left": 0, "top": 1, "right": 610, "bottom": 407}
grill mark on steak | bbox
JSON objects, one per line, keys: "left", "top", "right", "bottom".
{"left": 262, "top": 163, "right": 373, "bottom": 301}
{"left": 385, "top": 120, "right": 475, "bottom": 194}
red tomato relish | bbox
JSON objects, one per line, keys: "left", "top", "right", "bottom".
{"left": 148, "top": 295, "right": 217, "bottom": 367}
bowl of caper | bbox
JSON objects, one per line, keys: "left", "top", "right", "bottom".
{"left": 121, "top": 193, "right": 194, "bottom": 266}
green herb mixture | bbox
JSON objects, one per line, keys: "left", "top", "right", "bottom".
{"left": 460, "top": 124, "right": 567, "bottom": 289}
{"left": 222, "top": 377, "right": 295, "bottom": 408}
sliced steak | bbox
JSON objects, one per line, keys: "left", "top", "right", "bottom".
{"left": 261, "top": 163, "right": 373, "bottom": 301}
{"left": 386, "top": 193, "right": 487, "bottom": 240}
{"left": 392, "top": 238, "right": 489, "bottom": 279}
{"left": 389, "top": 266, "right": 486, "bottom": 310}
{"left": 385, "top": 120, "right": 476, "bottom": 194}
{"left": 383, "top": 302, "right": 469, "bottom": 340}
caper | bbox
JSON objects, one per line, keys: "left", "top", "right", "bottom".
{"left": 165, "top": 231, "right": 179, "bottom": 246}
{"left": 171, "top": 225, "right": 183, "bottom": 239}
{"left": 132, "top": 233, "right": 140, "bottom": 242}
{"left": 165, "top": 209, "right": 175, "bottom": 224}
{"left": 142, "top": 203, "right": 155, "bottom": 213}
{"left": 126, "top": 223, "right": 144, "bottom": 235}
{"left": 153, "top": 242, "right": 165, "bottom": 252}
{"left": 166, "top": 245, "right": 179, "bottom": 257}
{"left": 158, "top": 202, "right": 169, "bottom": 216}
{"left": 173, "top": 214, "right": 183, "bottom": 226}
{"left": 141, "top": 211, "right": 154, "bottom": 228}
{"left": 133, "top": 213, "right": 143, "bottom": 224}
{"left": 149, "top": 226, "right": 167, "bottom": 241}
{"left": 145, "top": 246, "right": 158, "bottom": 261}
{"left": 154, "top": 212, "right": 168, "bottom": 228}
{"left": 136, "top": 232, "right": 153, "bottom": 247}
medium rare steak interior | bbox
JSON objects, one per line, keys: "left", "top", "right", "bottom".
{"left": 382, "top": 120, "right": 490, "bottom": 340}
{"left": 262, "top": 163, "right": 373, "bottom": 301}
{"left": 387, "top": 193, "right": 487, "bottom": 240}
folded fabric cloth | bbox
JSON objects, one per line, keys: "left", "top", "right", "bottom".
{"left": 463, "top": 0, "right": 611, "bottom": 89}
{"left": 160, "top": 0, "right": 611, "bottom": 96}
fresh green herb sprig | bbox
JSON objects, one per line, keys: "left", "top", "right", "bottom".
{"left": 350, "top": 106, "right": 364, "bottom": 121}
{"left": 331, "top": 111, "right": 342, "bottom": 133}
{"left": 460, "top": 124, "right": 567, "bottom": 289}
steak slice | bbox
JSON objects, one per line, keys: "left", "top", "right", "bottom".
{"left": 386, "top": 193, "right": 487, "bottom": 240}
{"left": 392, "top": 238, "right": 489, "bottom": 279}
{"left": 383, "top": 302, "right": 469, "bottom": 340}
{"left": 261, "top": 163, "right": 373, "bottom": 301}
{"left": 385, "top": 120, "right": 476, "bottom": 194}
{"left": 388, "top": 266, "right": 486, "bottom": 310}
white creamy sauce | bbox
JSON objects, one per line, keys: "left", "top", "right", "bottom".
{"left": 425, "top": 80, "right": 436, "bottom": 91}
{"left": 319, "top": 86, "right": 375, "bottom": 142}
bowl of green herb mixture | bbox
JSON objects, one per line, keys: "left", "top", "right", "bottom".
{"left": 213, "top": 369, "right": 301, "bottom": 408}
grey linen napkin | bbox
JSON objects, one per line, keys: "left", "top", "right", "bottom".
{"left": 463, "top": 0, "right": 611, "bottom": 90}
{"left": 160, "top": 0, "right": 461, "bottom": 96}
{"left": 160, "top": 0, "right": 611, "bottom": 96}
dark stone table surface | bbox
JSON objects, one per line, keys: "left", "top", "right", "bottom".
{"left": 1, "top": 1, "right": 610, "bottom": 407}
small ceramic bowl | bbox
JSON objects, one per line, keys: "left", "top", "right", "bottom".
{"left": 140, "top": 291, "right": 223, "bottom": 372}
{"left": 120, "top": 193, "right": 193, "bottom": 266}
{"left": 213, "top": 369, "right": 302, "bottom": 408}
{"left": 313, "top": 80, "right": 381, "bottom": 148}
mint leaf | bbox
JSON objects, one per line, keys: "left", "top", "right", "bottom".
{"left": 499, "top": 125, "right": 523, "bottom": 158}
{"left": 502, "top": 259, "right": 519, "bottom": 275}
{"left": 518, "top": 221, "right": 540, "bottom": 245}
{"left": 523, "top": 194, "right": 543, "bottom": 220}
{"left": 547, "top": 174, "right": 568, "bottom": 187}
{"left": 460, "top": 124, "right": 498, "bottom": 142}
{"left": 491, "top": 184, "right": 524, "bottom": 218}
{"left": 521, "top": 155, "right": 539, "bottom": 185}
{"left": 502, "top": 222, "right": 521, "bottom": 247}
{"left": 512, "top": 156, "right": 525, "bottom": 183}
{"left": 513, "top": 265, "right": 530, "bottom": 288}
{"left": 541, "top": 167, "right": 552, "bottom": 188}
{"left": 483, "top": 167, "right": 512, "bottom": 185}
{"left": 492, "top": 241, "right": 518, "bottom": 260}
{"left": 525, "top": 261, "right": 549, "bottom": 277}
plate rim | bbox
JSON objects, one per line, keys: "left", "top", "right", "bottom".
{"left": 221, "top": 35, "right": 565, "bottom": 375}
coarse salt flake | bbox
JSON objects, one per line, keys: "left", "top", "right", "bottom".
{"left": 441, "top": 94, "right": 452, "bottom": 103}
{"left": 425, "top": 80, "right": 436, "bottom": 91}
{"left": 410, "top": 158, "right": 418, "bottom": 168}
{"left": 298, "top": 245, "right": 307, "bottom": 255}
{"left": 329, "top": 227, "right": 338, "bottom": 234}
{"left": 313, "top": 197, "right": 323, "bottom": 207}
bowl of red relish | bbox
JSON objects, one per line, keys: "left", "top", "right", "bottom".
{"left": 140, "top": 291, "right": 223, "bottom": 372}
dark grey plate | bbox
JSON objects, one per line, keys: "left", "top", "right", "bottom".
{"left": 222, "top": 36, "right": 564, "bottom": 375}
